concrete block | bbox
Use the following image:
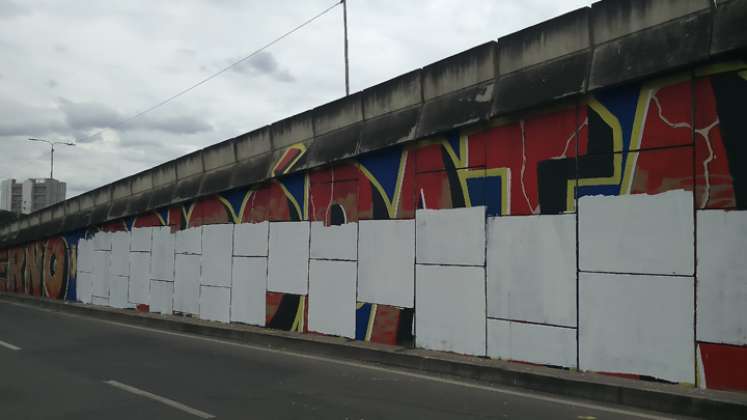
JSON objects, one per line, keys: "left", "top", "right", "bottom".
{"left": 131, "top": 172, "right": 153, "bottom": 194}
{"left": 110, "top": 231, "right": 131, "bottom": 276}
{"left": 52, "top": 204, "right": 65, "bottom": 220}
{"left": 416, "top": 264, "right": 486, "bottom": 356}
{"left": 579, "top": 272, "right": 694, "bottom": 384}
{"left": 92, "top": 250, "right": 110, "bottom": 299}
{"left": 94, "top": 187, "right": 111, "bottom": 206}
{"left": 199, "top": 166, "right": 234, "bottom": 197}
{"left": 416, "top": 81, "right": 494, "bottom": 138}
{"left": 152, "top": 163, "right": 177, "bottom": 187}
{"left": 151, "top": 226, "right": 175, "bottom": 282}
{"left": 487, "top": 320, "right": 577, "bottom": 368}
{"left": 108, "top": 199, "right": 130, "bottom": 220}
{"left": 93, "top": 231, "right": 111, "bottom": 251}
{"left": 109, "top": 274, "right": 129, "bottom": 309}
{"left": 39, "top": 209, "right": 52, "bottom": 223}
{"left": 173, "top": 174, "right": 204, "bottom": 203}
{"left": 487, "top": 215, "right": 576, "bottom": 327}
{"left": 498, "top": 7, "right": 590, "bottom": 74}
{"left": 313, "top": 93, "right": 363, "bottom": 136}
{"left": 65, "top": 198, "right": 80, "bottom": 215}
{"left": 310, "top": 221, "right": 357, "bottom": 261}
{"left": 203, "top": 141, "right": 237, "bottom": 171}
{"left": 149, "top": 280, "right": 173, "bottom": 315}
{"left": 416, "top": 207, "right": 485, "bottom": 266}
{"left": 175, "top": 226, "right": 202, "bottom": 255}
{"left": 711, "top": 0, "right": 747, "bottom": 56}
{"left": 231, "top": 256, "right": 267, "bottom": 326}
{"left": 230, "top": 152, "right": 273, "bottom": 187}
{"left": 308, "top": 259, "right": 357, "bottom": 338}
{"left": 200, "top": 285, "right": 230, "bottom": 323}
{"left": 127, "top": 192, "right": 152, "bottom": 216}
{"left": 579, "top": 190, "right": 694, "bottom": 276}
{"left": 130, "top": 227, "right": 153, "bottom": 252}
{"left": 77, "top": 272, "right": 93, "bottom": 304}
{"left": 591, "top": 0, "right": 711, "bottom": 44}
{"left": 270, "top": 110, "right": 314, "bottom": 150}
{"left": 129, "top": 252, "right": 150, "bottom": 305}
{"left": 358, "top": 107, "right": 420, "bottom": 154}
{"left": 201, "top": 224, "right": 233, "bottom": 287}
{"left": 79, "top": 193, "right": 95, "bottom": 210}
{"left": 267, "top": 221, "right": 310, "bottom": 295}
{"left": 112, "top": 181, "right": 131, "bottom": 200}
{"left": 357, "top": 219, "right": 415, "bottom": 308}
{"left": 89, "top": 204, "right": 111, "bottom": 226}
{"left": 150, "top": 184, "right": 176, "bottom": 210}
{"left": 176, "top": 151, "right": 204, "bottom": 179}
{"left": 77, "top": 238, "right": 94, "bottom": 273}
{"left": 422, "top": 42, "right": 497, "bottom": 100}
{"left": 91, "top": 296, "right": 109, "bottom": 307}
{"left": 235, "top": 126, "right": 272, "bottom": 161}
{"left": 174, "top": 253, "right": 200, "bottom": 314}
{"left": 233, "top": 221, "right": 269, "bottom": 257}
{"left": 696, "top": 210, "right": 747, "bottom": 345}
{"left": 304, "top": 123, "right": 361, "bottom": 170}
{"left": 363, "top": 70, "right": 422, "bottom": 119}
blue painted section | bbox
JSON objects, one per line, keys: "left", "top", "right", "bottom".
{"left": 279, "top": 172, "right": 306, "bottom": 216}
{"left": 357, "top": 146, "right": 403, "bottom": 200}
{"left": 355, "top": 303, "right": 373, "bottom": 341}
{"left": 63, "top": 229, "right": 86, "bottom": 301}
{"left": 446, "top": 131, "right": 461, "bottom": 161}
{"left": 157, "top": 208, "right": 170, "bottom": 225}
{"left": 220, "top": 187, "right": 249, "bottom": 218}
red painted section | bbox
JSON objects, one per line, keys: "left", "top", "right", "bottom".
{"left": 630, "top": 147, "right": 694, "bottom": 195}
{"left": 369, "top": 305, "right": 402, "bottom": 345}
{"left": 242, "top": 182, "right": 294, "bottom": 222}
{"left": 699, "top": 342, "right": 747, "bottom": 391}
{"left": 133, "top": 212, "right": 164, "bottom": 228}
{"left": 188, "top": 196, "right": 231, "bottom": 227}
{"left": 640, "top": 80, "right": 693, "bottom": 150}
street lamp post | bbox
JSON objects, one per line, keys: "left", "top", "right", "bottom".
{"left": 27, "top": 138, "right": 76, "bottom": 180}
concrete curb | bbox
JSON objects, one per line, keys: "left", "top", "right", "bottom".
{"left": 3, "top": 292, "right": 746, "bottom": 419}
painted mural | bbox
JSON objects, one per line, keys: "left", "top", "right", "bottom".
{"left": 1, "top": 63, "right": 746, "bottom": 391}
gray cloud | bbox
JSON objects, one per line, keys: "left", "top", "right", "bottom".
{"left": 231, "top": 51, "right": 295, "bottom": 83}
{"left": 47, "top": 79, "right": 59, "bottom": 88}
{"left": 0, "top": 0, "right": 29, "bottom": 19}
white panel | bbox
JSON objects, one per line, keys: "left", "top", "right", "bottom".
{"left": 233, "top": 222, "right": 269, "bottom": 257}
{"left": 77, "top": 239, "right": 94, "bottom": 273}
{"left": 357, "top": 219, "right": 415, "bottom": 307}
{"left": 200, "top": 286, "right": 230, "bottom": 323}
{"left": 697, "top": 210, "right": 747, "bottom": 345}
{"left": 149, "top": 280, "right": 173, "bottom": 314}
{"left": 415, "top": 264, "right": 486, "bottom": 356}
{"left": 201, "top": 224, "right": 233, "bottom": 287}
{"left": 92, "top": 296, "right": 109, "bottom": 306}
{"left": 174, "top": 254, "right": 200, "bottom": 314}
{"left": 130, "top": 227, "right": 153, "bottom": 252}
{"left": 579, "top": 190, "right": 694, "bottom": 275}
{"left": 93, "top": 231, "right": 111, "bottom": 251}
{"left": 110, "top": 231, "right": 131, "bottom": 276}
{"left": 175, "top": 226, "right": 202, "bottom": 255}
{"left": 579, "top": 272, "right": 694, "bottom": 383}
{"left": 310, "top": 222, "right": 358, "bottom": 261}
{"left": 487, "top": 215, "right": 576, "bottom": 326}
{"left": 128, "top": 252, "right": 150, "bottom": 305}
{"left": 92, "top": 250, "right": 110, "bottom": 298}
{"left": 109, "top": 274, "right": 129, "bottom": 309}
{"left": 231, "top": 256, "right": 267, "bottom": 326}
{"left": 150, "top": 226, "right": 174, "bottom": 281}
{"left": 267, "top": 221, "right": 310, "bottom": 294}
{"left": 416, "top": 207, "right": 485, "bottom": 266}
{"left": 487, "top": 319, "right": 577, "bottom": 368}
{"left": 76, "top": 272, "right": 93, "bottom": 304}
{"left": 308, "top": 260, "right": 356, "bottom": 338}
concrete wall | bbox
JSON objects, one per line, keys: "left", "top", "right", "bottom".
{"left": 2, "top": 0, "right": 747, "bottom": 392}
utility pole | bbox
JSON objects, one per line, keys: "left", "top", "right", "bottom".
{"left": 27, "top": 138, "right": 76, "bottom": 180}
{"left": 343, "top": 0, "right": 350, "bottom": 96}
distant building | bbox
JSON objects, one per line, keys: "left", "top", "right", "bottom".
{"left": 0, "top": 178, "right": 66, "bottom": 214}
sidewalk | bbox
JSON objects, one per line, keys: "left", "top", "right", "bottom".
{"left": 2, "top": 292, "right": 745, "bottom": 419}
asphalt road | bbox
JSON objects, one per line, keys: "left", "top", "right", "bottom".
{"left": 0, "top": 301, "right": 684, "bottom": 420}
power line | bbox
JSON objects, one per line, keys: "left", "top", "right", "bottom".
{"left": 81, "top": 0, "right": 343, "bottom": 142}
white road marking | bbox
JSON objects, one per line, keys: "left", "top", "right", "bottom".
{"left": 0, "top": 339, "right": 21, "bottom": 351}
{"left": 2, "top": 300, "right": 674, "bottom": 419}
{"left": 105, "top": 380, "right": 215, "bottom": 419}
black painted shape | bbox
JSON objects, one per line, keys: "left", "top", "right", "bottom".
{"left": 396, "top": 308, "right": 415, "bottom": 347}
{"left": 267, "top": 294, "right": 301, "bottom": 331}
{"left": 329, "top": 204, "right": 346, "bottom": 226}
{"left": 711, "top": 0, "right": 747, "bottom": 57}
{"left": 286, "top": 198, "right": 301, "bottom": 222}
{"left": 537, "top": 158, "right": 575, "bottom": 214}
{"left": 441, "top": 148, "right": 466, "bottom": 208}
{"left": 710, "top": 72, "right": 747, "bottom": 208}
{"left": 586, "top": 107, "right": 614, "bottom": 155}
{"left": 370, "top": 181, "right": 390, "bottom": 220}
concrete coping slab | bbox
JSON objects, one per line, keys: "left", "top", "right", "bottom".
{"left": 362, "top": 69, "right": 423, "bottom": 120}
{"left": 271, "top": 110, "right": 315, "bottom": 150}
{"left": 422, "top": 41, "right": 498, "bottom": 101}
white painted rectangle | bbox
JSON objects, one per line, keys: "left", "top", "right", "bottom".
{"left": 130, "top": 227, "right": 153, "bottom": 252}
{"left": 696, "top": 210, "right": 747, "bottom": 345}
{"left": 92, "top": 250, "right": 110, "bottom": 298}
{"left": 77, "top": 239, "right": 94, "bottom": 273}
{"left": 149, "top": 280, "right": 173, "bottom": 314}
{"left": 357, "top": 219, "right": 415, "bottom": 308}
{"left": 487, "top": 215, "right": 576, "bottom": 327}
{"left": 91, "top": 296, "right": 109, "bottom": 306}
{"left": 233, "top": 222, "right": 269, "bottom": 257}
{"left": 200, "top": 285, "right": 230, "bottom": 323}
{"left": 579, "top": 272, "right": 694, "bottom": 383}
{"left": 150, "top": 227, "right": 175, "bottom": 282}
{"left": 174, "top": 254, "right": 200, "bottom": 315}
{"left": 77, "top": 272, "right": 93, "bottom": 304}
{"left": 201, "top": 224, "right": 233, "bottom": 287}
{"left": 110, "top": 231, "right": 131, "bottom": 276}
{"left": 415, "top": 264, "right": 486, "bottom": 356}
{"left": 308, "top": 260, "right": 356, "bottom": 338}
{"left": 267, "top": 221, "right": 310, "bottom": 294}
{"left": 487, "top": 319, "right": 577, "bottom": 368}
{"left": 128, "top": 252, "right": 150, "bottom": 305}
{"left": 93, "top": 230, "right": 111, "bottom": 251}
{"left": 175, "top": 226, "right": 202, "bottom": 255}
{"left": 230, "top": 256, "right": 267, "bottom": 326}
{"left": 416, "top": 207, "right": 485, "bottom": 266}
{"left": 310, "top": 221, "right": 358, "bottom": 261}
{"left": 579, "top": 190, "right": 694, "bottom": 275}
{"left": 109, "top": 274, "right": 129, "bottom": 309}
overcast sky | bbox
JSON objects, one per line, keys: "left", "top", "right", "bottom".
{"left": 0, "top": 0, "right": 589, "bottom": 198}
